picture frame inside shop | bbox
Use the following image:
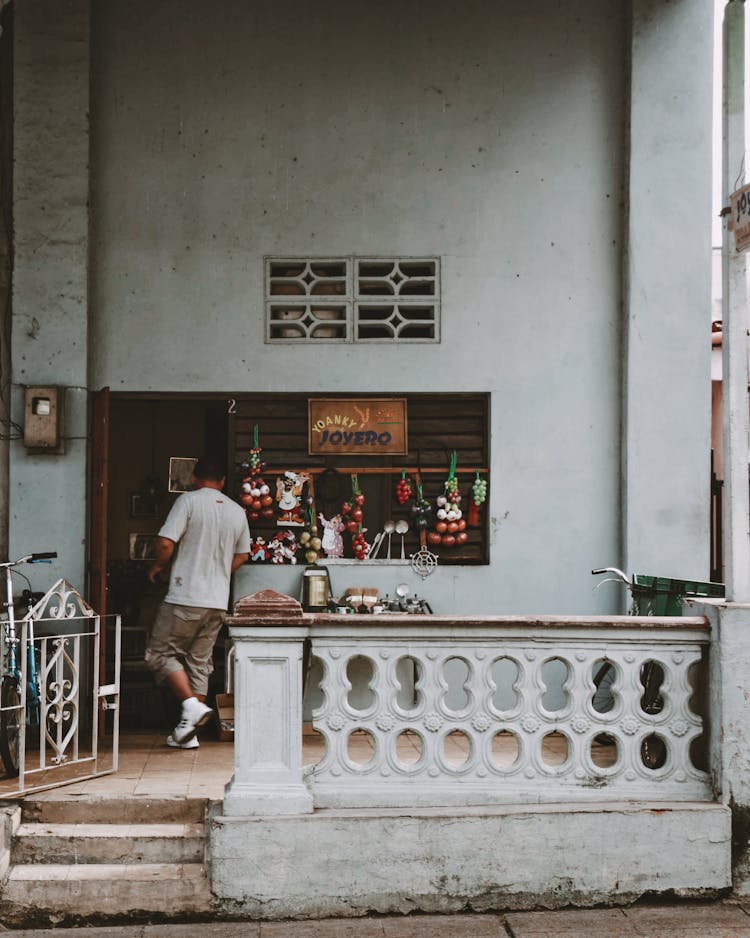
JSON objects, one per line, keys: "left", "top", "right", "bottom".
{"left": 168, "top": 457, "right": 197, "bottom": 493}
{"left": 129, "top": 492, "right": 159, "bottom": 518}
{"left": 129, "top": 533, "right": 157, "bottom": 560}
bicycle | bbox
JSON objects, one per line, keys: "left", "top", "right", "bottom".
{"left": 591, "top": 566, "right": 679, "bottom": 768}
{"left": 0, "top": 552, "right": 57, "bottom": 778}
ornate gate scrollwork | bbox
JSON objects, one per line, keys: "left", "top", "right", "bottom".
{"left": 0, "top": 578, "right": 120, "bottom": 796}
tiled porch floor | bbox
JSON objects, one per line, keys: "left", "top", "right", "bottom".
{"left": 18, "top": 729, "right": 466, "bottom": 800}
{"left": 2, "top": 728, "right": 614, "bottom": 800}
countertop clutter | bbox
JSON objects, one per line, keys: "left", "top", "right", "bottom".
{"left": 300, "top": 563, "right": 433, "bottom": 613}
{"left": 329, "top": 584, "right": 432, "bottom": 615}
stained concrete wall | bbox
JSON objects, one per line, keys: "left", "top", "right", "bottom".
{"left": 210, "top": 802, "right": 731, "bottom": 916}
{"left": 8, "top": 0, "right": 714, "bottom": 615}
{"left": 9, "top": 0, "right": 89, "bottom": 591}
{"left": 87, "top": 0, "right": 625, "bottom": 614}
{"left": 623, "top": 0, "right": 714, "bottom": 581}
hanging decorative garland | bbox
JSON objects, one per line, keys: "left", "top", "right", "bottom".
{"left": 395, "top": 470, "right": 413, "bottom": 506}
{"left": 341, "top": 474, "right": 369, "bottom": 560}
{"left": 468, "top": 469, "right": 487, "bottom": 528}
{"left": 299, "top": 506, "right": 322, "bottom": 564}
{"left": 239, "top": 425, "right": 274, "bottom": 523}
{"left": 430, "top": 451, "right": 468, "bottom": 548}
{"left": 411, "top": 482, "right": 432, "bottom": 533}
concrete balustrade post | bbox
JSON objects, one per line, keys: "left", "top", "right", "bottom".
{"left": 690, "top": 598, "right": 750, "bottom": 894}
{"left": 222, "top": 590, "right": 313, "bottom": 816}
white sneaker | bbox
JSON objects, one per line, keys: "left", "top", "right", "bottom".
{"left": 172, "top": 697, "right": 213, "bottom": 744}
{"left": 166, "top": 734, "right": 199, "bottom": 750}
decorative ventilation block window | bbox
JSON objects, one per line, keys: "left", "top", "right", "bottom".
{"left": 265, "top": 257, "right": 440, "bottom": 343}
{"left": 355, "top": 259, "right": 439, "bottom": 341}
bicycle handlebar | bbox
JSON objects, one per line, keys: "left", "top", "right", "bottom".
{"left": 0, "top": 552, "right": 57, "bottom": 569}
{"left": 591, "top": 567, "right": 631, "bottom": 585}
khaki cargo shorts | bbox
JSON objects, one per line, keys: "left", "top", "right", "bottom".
{"left": 144, "top": 602, "right": 224, "bottom": 696}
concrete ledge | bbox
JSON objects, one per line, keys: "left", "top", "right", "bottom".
{"left": 210, "top": 801, "right": 731, "bottom": 919}
{"left": 0, "top": 804, "right": 20, "bottom": 883}
{"left": 0, "top": 862, "right": 212, "bottom": 927}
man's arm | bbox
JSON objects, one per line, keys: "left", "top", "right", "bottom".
{"left": 148, "top": 537, "right": 176, "bottom": 583}
{"left": 231, "top": 552, "right": 250, "bottom": 573}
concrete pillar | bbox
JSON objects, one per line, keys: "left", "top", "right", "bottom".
{"left": 693, "top": 599, "right": 750, "bottom": 893}
{"left": 223, "top": 591, "right": 313, "bottom": 816}
{"left": 10, "top": 0, "right": 89, "bottom": 590}
{"left": 721, "top": 0, "right": 750, "bottom": 602}
{"left": 623, "top": 0, "right": 713, "bottom": 581}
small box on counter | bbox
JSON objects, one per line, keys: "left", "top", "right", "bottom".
{"left": 215, "top": 692, "right": 235, "bottom": 742}
{"left": 344, "top": 587, "right": 379, "bottom": 609}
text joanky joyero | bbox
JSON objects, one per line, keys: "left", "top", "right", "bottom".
{"left": 307, "top": 398, "right": 408, "bottom": 456}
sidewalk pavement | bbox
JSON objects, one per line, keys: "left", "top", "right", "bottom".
{"left": 4, "top": 901, "right": 750, "bottom": 937}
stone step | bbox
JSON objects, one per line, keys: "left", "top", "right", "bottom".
{"left": 0, "top": 862, "right": 212, "bottom": 926}
{"left": 12, "top": 821, "right": 205, "bottom": 865}
{"left": 21, "top": 794, "right": 207, "bottom": 825}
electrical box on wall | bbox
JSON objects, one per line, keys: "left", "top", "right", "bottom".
{"left": 23, "top": 386, "right": 64, "bottom": 452}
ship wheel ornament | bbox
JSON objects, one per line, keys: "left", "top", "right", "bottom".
{"left": 411, "top": 545, "right": 438, "bottom": 579}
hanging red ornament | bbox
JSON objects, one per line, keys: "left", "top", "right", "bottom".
{"left": 240, "top": 425, "right": 270, "bottom": 526}
{"left": 395, "top": 471, "right": 413, "bottom": 506}
{"left": 341, "top": 475, "right": 369, "bottom": 560}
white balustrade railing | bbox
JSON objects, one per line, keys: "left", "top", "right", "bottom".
{"left": 310, "top": 617, "right": 710, "bottom": 808}
{"left": 224, "top": 591, "right": 712, "bottom": 816}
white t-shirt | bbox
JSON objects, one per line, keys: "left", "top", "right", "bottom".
{"left": 159, "top": 487, "right": 251, "bottom": 610}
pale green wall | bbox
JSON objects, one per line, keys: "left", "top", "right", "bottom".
{"left": 9, "top": 0, "right": 90, "bottom": 592}
{"left": 87, "top": 0, "right": 624, "bottom": 614}
{"left": 8, "top": 0, "right": 714, "bottom": 614}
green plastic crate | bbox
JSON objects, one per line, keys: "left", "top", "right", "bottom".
{"left": 631, "top": 575, "right": 725, "bottom": 616}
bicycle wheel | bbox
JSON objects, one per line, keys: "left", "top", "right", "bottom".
{"left": 0, "top": 676, "right": 21, "bottom": 778}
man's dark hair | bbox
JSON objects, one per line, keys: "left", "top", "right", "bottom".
{"left": 193, "top": 457, "right": 226, "bottom": 482}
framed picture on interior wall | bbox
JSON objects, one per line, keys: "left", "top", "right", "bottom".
{"left": 129, "top": 492, "right": 159, "bottom": 519}
{"left": 168, "top": 457, "right": 197, "bottom": 493}
{"left": 129, "top": 533, "right": 157, "bottom": 561}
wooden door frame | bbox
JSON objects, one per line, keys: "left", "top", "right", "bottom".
{"left": 88, "top": 390, "right": 237, "bottom": 601}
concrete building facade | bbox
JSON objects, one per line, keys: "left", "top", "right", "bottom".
{"left": 4, "top": 0, "right": 712, "bottom": 616}
{"left": 3, "top": 0, "right": 743, "bottom": 921}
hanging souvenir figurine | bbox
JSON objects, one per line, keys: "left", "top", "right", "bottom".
{"left": 318, "top": 512, "right": 345, "bottom": 559}
{"left": 276, "top": 470, "right": 310, "bottom": 526}
{"left": 269, "top": 530, "right": 299, "bottom": 563}
{"left": 239, "top": 425, "right": 273, "bottom": 524}
{"left": 250, "top": 537, "right": 267, "bottom": 562}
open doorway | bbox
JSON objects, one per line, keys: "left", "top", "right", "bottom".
{"left": 101, "top": 395, "right": 230, "bottom": 732}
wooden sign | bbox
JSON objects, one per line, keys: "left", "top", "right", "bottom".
{"left": 731, "top": 182, "right": 750, "bottom": 253}
{"left": 308, "top": 398, "right": 407, "bottom": 455}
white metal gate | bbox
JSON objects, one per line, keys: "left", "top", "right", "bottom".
{"left": 0, "top": 578, "right": 120, "bottom": 797}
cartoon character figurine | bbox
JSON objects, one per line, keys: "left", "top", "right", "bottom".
{"left": 269, "top": 531, "right": 299, "bottom": 564}
{"left": 275, "top": 470, "right": 310, "bottom": 526}
{"left": 250, "top": 537, "right": 267, "bottom": 562}
{"left": 319, "top": 513, "right": 345, "bottom": 559}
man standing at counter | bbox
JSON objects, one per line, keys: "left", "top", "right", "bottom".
{"left": 145, "top": 457, "right": 250, "bottom": 748}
